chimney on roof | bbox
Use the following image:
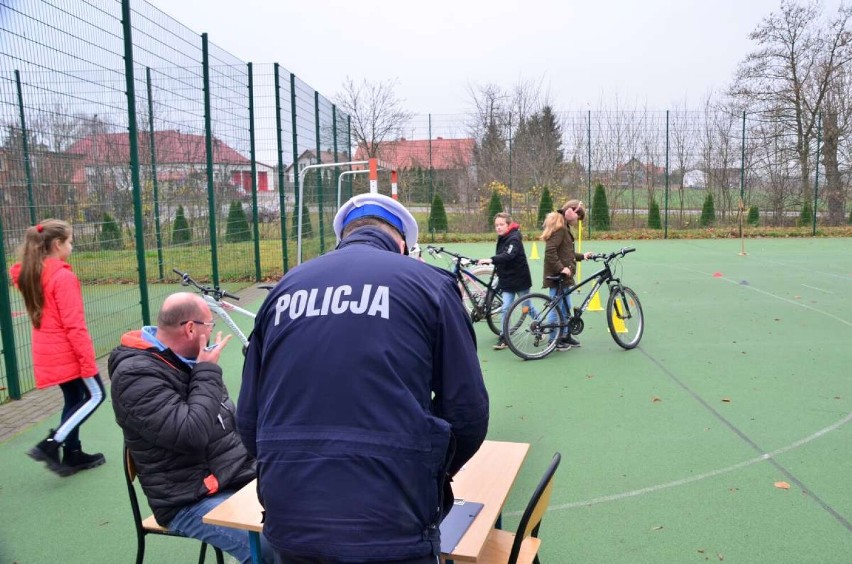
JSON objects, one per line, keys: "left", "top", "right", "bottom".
{"left": 436, "top": 137, "right": 443, "bottom": 140}
{"left": 399, "top": 137, "right": 406, "bottom": 141}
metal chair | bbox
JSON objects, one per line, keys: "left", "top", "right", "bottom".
{"left": 478, "top": 452, "right": 562, "bottom": 564}
{"left": 123, "top": 447, "right": 224, "bottom": 564}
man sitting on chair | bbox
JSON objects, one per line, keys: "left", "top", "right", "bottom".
{"left": 109, "top": 292, "right": 272, "bottom": 563}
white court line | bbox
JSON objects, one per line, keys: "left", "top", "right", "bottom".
{"left": 505, "top": 411, "right": 852, "bottom": 516}
{"left": 802, "top": 284, "right": 834, "bottom": 295}
{"left": 661, "top": 263, "right": 852, "bottom": 328}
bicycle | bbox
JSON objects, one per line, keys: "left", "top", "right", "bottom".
{"left": 502, "top": 247, "right": 644, "bottom": 360}
{"left": 424, "top": 245, "right": 503, "bottom": 335}
{"left": 173, "top": 269, "right": 267, "bottom": 348}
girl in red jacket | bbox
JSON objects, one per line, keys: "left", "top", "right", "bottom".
{"left": 11, "top": 219, "right": 105, "bottom": 476}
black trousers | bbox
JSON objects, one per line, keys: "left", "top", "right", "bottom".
{"left": 274, "top": 553, "right": 438, "bottom": 564}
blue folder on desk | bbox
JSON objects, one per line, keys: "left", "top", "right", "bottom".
{"left": 440, "top": 499, "right": 485, "bottom": 553}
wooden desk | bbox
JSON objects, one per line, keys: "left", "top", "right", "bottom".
{"left": 203, "top": 440, "right": 530, "bottom": 563}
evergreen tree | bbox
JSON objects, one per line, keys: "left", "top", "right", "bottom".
{"left": 99, "top": 212, "right": 123, "bottom": 250}
{"left": 290, "top": 203, "right": 313, "bottom": 240}
{"left": 513, "top": 106, "right": 565, "bottom": 188}
{"left": 537, "top": 186, "right": 554, "bottom": 226}
{"left": 747, "top": 205, "right": 760, "bottom": 226}
{"left": 428, "top": 193, "right": 448, "bottom": 232}
{"left": 590, "top": 183, "right": 610, "bottom": 231}
{"left": 647, "top": 198, "right": 662, "bottom": 229}
{"left": 487, "top": 190, "right": 503, "bottom": 226}
{"left": 847, "top": 209, "right": 852, "bottom": 225}
{"left": 172, "top": 205, "right": 191, "bottom": 245}
{"left": 700, "top": 193, "right": 716, "bottom": 227}
{"left": 798, "top": 200, "right": 813, "bottom": 227}
{"left": 225, "top": 200, "right": 251, "bottom": 243}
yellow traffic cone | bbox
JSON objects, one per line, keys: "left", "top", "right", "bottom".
{"left": 610, "top": 302, "right": 628, "bottom": 333}
{"left": 529, "top": 242, "right": 539, "bottom": 260}
{"left": 588, "top": 287, "right": 603, "bottom": 311}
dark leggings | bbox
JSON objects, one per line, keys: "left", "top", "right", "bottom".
{"left": 53, "top": 375, "right": 105, "bottom": 451}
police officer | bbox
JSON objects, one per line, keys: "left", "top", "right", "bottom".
{"left": 237, "top": 193, "right": 489, "bottom": 564}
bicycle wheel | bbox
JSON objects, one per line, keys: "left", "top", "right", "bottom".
{"left": 606, "top": 285, "right": 644, "bottom": 349}
{"left": 484, "top": 288, "right": 503, "bottom": 335}
{"left": 503, "top": 293, "right": 562, "bottom": 360}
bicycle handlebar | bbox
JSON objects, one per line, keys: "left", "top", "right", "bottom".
{"left": 424, "top": 245, "right": 478, "bottom": 266}
{"left": 589, "top": 247, "right": 637, "bottom": 262}
{"left": 172, "top": 268, "right": 240, "bottom": 301}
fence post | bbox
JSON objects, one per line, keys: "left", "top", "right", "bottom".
{"left": 587, "top": 110, "right": 592, "bottom": 238}
{"left": 507, "top": 112, "right": 513, "bottom": 215}
{"left": 14, "top": 70, "right": 37, "bottom": 226}
{"left": 346, "top": 115, "right": 353, "bottom": 200}
{"left": 740, "top": 110, "right": 746, "bottom": 240}
{"left": 146, "top": 67, "right": 164, "bottom": 281}
{"left": 289, "top": 72, "right": 300, "bottom": 267}
{"left": 664, "top": 110, "right": 669, "bottom": 239}
{"left": 274, "top": 64, "right": 289, "bottom": 273}
{"left": 332, "top": 104, "right": 340, "bottom": 210}
{"left": 0, "top": 218, "right": 21, "bottom": 400}
{"left": 121, "top": 0, "right": 151, "bottom": 325}
{"left": 201, "top": 33, "right": 220, "bottom": 287}
{"left": 813, "top": 112, "right": 821, "bottom": 236}
{"left": 247, "top": 62, "right": 261, "bottom": 281}
{"left": 428, "top": 114, "right": 434, "bottom": 242}
{"left": 314, "top": 91, "right": 325, "bottom": 255}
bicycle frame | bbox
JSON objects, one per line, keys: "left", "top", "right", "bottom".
{"left": 426, "top": 246, "right": 498, "bottom": 318}
{"left": 202, "top": 294, "right": 255, "bottom": 347}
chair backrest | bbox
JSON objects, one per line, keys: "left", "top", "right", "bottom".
{"left": 509, "top": 452, "right": 561, "bottom": 564}
{"left": 123, "top": 447, "right": 146, "bottom": 533}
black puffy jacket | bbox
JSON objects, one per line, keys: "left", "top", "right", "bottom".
{"left": 109, "top": 330, "right": 256, "bottom": 526}
{"left": 491, "top": 224, "right": 533, "bottom": 292}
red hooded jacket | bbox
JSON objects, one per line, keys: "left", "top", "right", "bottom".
{"left": 10, "top": 258, "right": 97, "bottom": 388}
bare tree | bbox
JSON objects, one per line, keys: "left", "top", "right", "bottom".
{"left": 731, "top": 0, "right": 852, "bottom": 207}
{"left": 335, "top": 77, "right": 413, "bottom": 159}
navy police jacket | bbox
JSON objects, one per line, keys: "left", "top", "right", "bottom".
{"left": 237, "top": 227, "right": 489, "bottom": 562}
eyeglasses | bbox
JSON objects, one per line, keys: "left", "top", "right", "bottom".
{"left": 180, "top": 320, "right": 216, "bottom": 329}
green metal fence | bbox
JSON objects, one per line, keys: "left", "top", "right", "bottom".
{"left": 0, "top": 0, "right": 351, "bottom": 401}
{"left": 1, "top": 1, "right": 849, "bottom": 402}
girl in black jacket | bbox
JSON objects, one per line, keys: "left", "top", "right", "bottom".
{"left": 478, "top": 212, "right": 533, "bottom": 349}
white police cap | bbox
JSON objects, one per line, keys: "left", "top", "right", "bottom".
{"left": 333, "top": 193, "right": 419, "bottom": 249}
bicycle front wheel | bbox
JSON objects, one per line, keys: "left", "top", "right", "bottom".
{"left": 484, "top": 288, "right": 503, "bottom": 335}
{"left": 606, "top": 285, "right": 644, "bottom": 349}
{"left": 503, "top": 293, "right": 562, "bottom": 360}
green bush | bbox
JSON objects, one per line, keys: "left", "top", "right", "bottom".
{"left": 700, "top": 193, "right": 716, "bottom": 227}
{"left": 225, "top": 200, "right": 251, "bottom": 243}
{"left": 290, "top": 203, "right": 313, "bottom": 240}
{"left": 487, "top": 190, "right": 503, "bottom": 226}
{"left": 848, "top": 209, "right": 852, "bottom": 225}
{"left": 172, "top": 205, "right": 191, "bottom": 245}
{"left": 798, "top": 200, "right": 813, "bottom": 227}
{"left": 747, "top": 205, "right": 760, "bottom": 226}
{"left": 429, "top": 193, "right": 448, "bottom": 232}
{"left": 99, "top": 212, "right": 123, "bottom": 250}
{"left": 591, "top": 183, "right": 610, "bottom": 231}
{"left": 537, "top": 186, "right": 554, "bottom": 226}
{"left": 647, "top": 199, "right": 662, "bottom": 229}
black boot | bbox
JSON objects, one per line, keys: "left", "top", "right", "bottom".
{"left": 28, "top": 430, "right": 73, "bottom": 476}
{"left": 63, "top": 448, "right": 106, "bottom": 474}
{"left": 566, "top": 335, "right": 581, "bottom": 347}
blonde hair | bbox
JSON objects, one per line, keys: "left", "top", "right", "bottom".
{"left": 16, "top": 219, "right": 72, "bottom": 328}
{"left": 539, "top": 211, "right": 565, "bottom": 241}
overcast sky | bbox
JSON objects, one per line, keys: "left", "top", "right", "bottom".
{"left": 151, "top": 0, "right": 841, "bottom": 115}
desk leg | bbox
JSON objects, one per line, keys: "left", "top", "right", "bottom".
{"left": 495, "top": 512, "right": 502, "bottom": 530}
{"left": 249, "top": 531, "right": 262, "bottom": 563}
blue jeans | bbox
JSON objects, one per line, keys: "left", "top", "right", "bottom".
{"left": 169, "top": 491, "right": 274, "bottom": 564}
{"left": 500, "top": 288, "right": 531, "bottom": 338}
{"left": 548, "top": 287, "right": 572, "bottom": 340}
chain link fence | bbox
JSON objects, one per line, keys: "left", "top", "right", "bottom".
{"left": 1, "top": 1, "right": 849, "bottom": 401}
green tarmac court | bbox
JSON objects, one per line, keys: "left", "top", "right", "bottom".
{"left": 1, "top": 238, "right": 850, "bottom": 563}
